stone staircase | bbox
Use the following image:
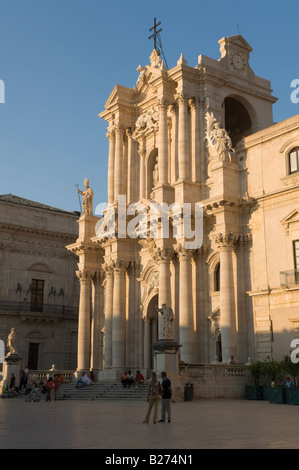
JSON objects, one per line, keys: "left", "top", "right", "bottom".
{"left": 59, "top": 381, "right": 148, "bottom": 401}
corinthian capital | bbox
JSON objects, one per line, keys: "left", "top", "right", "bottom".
{"left": 157, "top": 98, "right": 168, "bottom": 109}
{"left": 106, "top": 125, "right": 115, "bottom": 141}
{"left": 76, "top": 270, "right": 94, "bottom": 282}
{"left": 113, "top": 259, "right": 129, "bottom": 273}
{"left": 175, "top": 91, "right": 188, "bottom": 104}
{"left": 102, "top": 262, "right": 114, "bottom": 276}
{"left": 176, "top": 243, "right": 194, "bottom": 260}
{"left": 154, "top": 246, "right": 173, "bottom": 262}
{"left": 215, "top": 232, "right": 236, "bottom": 248}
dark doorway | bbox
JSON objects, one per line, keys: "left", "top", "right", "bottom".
{"left": 28, "top": 343, "right": 39, "bottom": 370}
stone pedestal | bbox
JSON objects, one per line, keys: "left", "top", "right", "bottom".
{"left": 0, "top": 353, "right": 22, "bottom": 395}
{"left": 152, "top": 339, "right": 181, "bottom": 375}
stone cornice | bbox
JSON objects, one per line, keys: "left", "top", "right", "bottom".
{"left": 0, "top": 221, "right": 77, "bottom": 242}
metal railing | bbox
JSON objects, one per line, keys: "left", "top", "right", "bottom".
{"left": 0, "top": 300, "right": 78, "bottom": 316}
{"left": 280, "top": 270, "right": 299, "bottom": 288}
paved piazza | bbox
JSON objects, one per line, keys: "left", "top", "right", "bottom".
{"left": 0, "top": 398, "right": 298, "bottom": 449}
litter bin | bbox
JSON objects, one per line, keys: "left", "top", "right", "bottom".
{"left": 184, "top": 383, "right": 194, "bottom": 402}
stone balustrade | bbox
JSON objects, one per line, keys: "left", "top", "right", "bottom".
{"left": 179, "top": 363, "right": 250, "bottom": 379}
{"left": 27, "top": 370, "right": 75, "bottom": 384}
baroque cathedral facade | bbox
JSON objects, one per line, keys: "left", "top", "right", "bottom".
{"left": 67, "top": 35, "right": 299, "bottom": 379}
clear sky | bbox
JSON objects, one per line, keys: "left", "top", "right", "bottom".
{"left": 0, "top": 0, "right": 298, "bottom": 213}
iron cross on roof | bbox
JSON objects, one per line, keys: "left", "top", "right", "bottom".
{"left": 149, "top": 18, "right": 162, "bottom": 51}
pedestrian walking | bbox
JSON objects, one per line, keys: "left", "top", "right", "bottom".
{"left": 143, "top": 371, "right": 162, "bottom": 424}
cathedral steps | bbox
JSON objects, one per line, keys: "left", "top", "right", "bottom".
{"left": 58, "top": 381, "right": 148, "bottom": 401}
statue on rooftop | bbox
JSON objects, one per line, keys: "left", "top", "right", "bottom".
{"left": 77, "top": 178, "right": 94, "bottom": 216}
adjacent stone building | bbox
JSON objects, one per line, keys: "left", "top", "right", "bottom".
{"left": 0, "top": 194, "right": 80, "bottom": 371}
{"left": 68, "top": 34, "right": 299, "bottom": 380}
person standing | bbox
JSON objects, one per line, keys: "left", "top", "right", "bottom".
{"left": 45, "top": 377, "right": 54, "bottom": 402}
{"left": 143, "top": 371, "right": 162, "bottom": 424}
{"left": 53, "top": 375, "right": 61, "bottom": 401}
{"left": 158, "top": 371, "right": 172, "bottom": 423}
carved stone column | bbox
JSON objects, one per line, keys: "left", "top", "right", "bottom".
{"left": 76, "top": 270, "right": 94, "bottom": 371}
{"left": 189, "top": 98, "right": 200, "bottom": 183}
{"left": 169, "top": 103, "right": 178, "bottom": 184}
{"left": 157, "top": 98, "right": 169, "bottom": 185}
{"left": 177, "top": 244, "right": 194, "bottom": 363}
{"left": 103, "top": 263, "right": 114, "bottom": 369}
{"left": 126, "top": 128, "right": 135, "bottom": 204}
{"left": 177, "top": 93, "right": 189, "bottom": 181}
{"left": 91, "top": 271, "right": 103, "bottom": 372}
{"left": 112, "top": 260, "right": 128, "bottom": 369}
{"left": 142, "top": 310, "right": 152, "bottom": 371}
{"left": 114, "top": 124, "right": 124, "bottom": 197}
{"left": 216, "top": 233, "right": 237, "bottom": 363}
{"left": 138, "top": 138, "right": 146, "bottom": 200}
{"left": 106, "top": 126, "right": 115, "bottom": 204}
{"left": 155, "top": 247, "right": 173, "bottom": 339}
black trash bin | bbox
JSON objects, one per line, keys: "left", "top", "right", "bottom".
{"left": 184, "top": 383, "right": 194, "bottom": 402}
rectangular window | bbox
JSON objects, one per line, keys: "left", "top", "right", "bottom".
{"left": 28, "top": 343, "right": 39, "bottom": 370}
{"left": 30, "top": 279, "right": 44, "bottom": 312}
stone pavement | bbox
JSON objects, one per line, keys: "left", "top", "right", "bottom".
{"left": 0, "top": 397, "right": 298, "bottom": 449}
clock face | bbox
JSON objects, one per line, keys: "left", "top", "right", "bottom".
{"left": 230, "top": 52, "right": 246, "bottom": 72}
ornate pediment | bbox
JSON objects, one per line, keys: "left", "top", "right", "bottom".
{"left": 281, "top": 209, "right": 299, "bottom": 235}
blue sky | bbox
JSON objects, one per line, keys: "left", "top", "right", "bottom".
{"left": 0, "top": 0, "right": 298, "bottom": 213}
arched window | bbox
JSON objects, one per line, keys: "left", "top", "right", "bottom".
{"left": 224, "top": 97, "right": 252, "bottom": 147}
{"left": 288, "top": 148, "right": 299, "bottom": 174}
{"left": 214, "top": 262, "right": 220, "bottom": 292}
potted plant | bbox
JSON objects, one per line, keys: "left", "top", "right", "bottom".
{"left": 245, "top": 361, "right": 264, "bottom": 400}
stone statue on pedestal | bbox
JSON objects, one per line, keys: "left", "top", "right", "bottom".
{"left": 77, "top": 179, "right": 94, "bottom": 215}
{"left": 7, "top": 328, "right": 17, "bottom": 355}
{"left": 205, "top": 112, "right": 235, "bottom": 162}
{"left": 157, "top": 304, "right": 174, "bottom": 339}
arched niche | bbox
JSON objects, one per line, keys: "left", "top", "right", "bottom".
{"left": 146, "top": 147, "right": 158, "bottom": 198}
{"left": 223, "top": 95, "right": 256, "bottom": 147}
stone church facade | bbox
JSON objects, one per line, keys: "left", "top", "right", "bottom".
{"left": 68, "top": 34, "right": 299, "bottom": 379}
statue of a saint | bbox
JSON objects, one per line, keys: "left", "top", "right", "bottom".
{"left": 156, "top": 303, "right": 174, "bottom": 339}
{"left": 7, "top": 328, "right": 17, "bottom": 355}
{"left": 205, "top": 112, "right": 234, "bottom": 162}
{"left": 153, "top": 157, "right": 159, "bottom": 188}
{"left": 77, "top": 179, "right": 94, "bottom": 215}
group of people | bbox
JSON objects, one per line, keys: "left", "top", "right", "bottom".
{"left": 143, "top": 371, "right": 172, "bottom": 424}
{"left": 75, "top": 371, "right": 95, "bottom": 388}
{"left": 26, "top": 374, "right": 65, "bottom": 402}
{"left": 271, "top": 377, "right": 295, "bottom": 389}
{"left": 2, "top": 369, "right": 66, "bottom": 402}
{"left": 121, "top": 370, "right": 145, "bottom": 388}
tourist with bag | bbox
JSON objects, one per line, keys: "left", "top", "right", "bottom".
{"left": 143, "top": 371, "right": 162, "bottom": 424}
